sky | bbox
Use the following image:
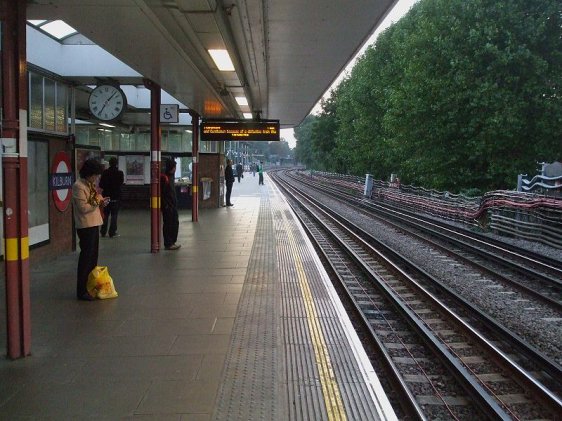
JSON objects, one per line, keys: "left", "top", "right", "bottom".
{"left": 281, "top": 0, "right": 419, "bottom": 148}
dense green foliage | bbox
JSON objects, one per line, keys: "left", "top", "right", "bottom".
{"left": 235, "top": 139, "right": 293, "bottom": 164}
{"left": 294, "top": 0, "right": 562, "bottom": 193}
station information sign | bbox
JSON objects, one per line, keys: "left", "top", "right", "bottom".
{"left": 201, "top": 120, "right": 280, "bottom": 142}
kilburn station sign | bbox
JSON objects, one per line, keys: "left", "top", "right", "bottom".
{"left": 201, "top": 120, "right": 280, "bottom": 142}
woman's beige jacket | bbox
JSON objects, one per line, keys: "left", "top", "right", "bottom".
{"left": 72, "top": 178, "right": 103, "bottom": 229}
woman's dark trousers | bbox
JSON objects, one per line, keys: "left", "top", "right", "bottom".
{"left": 162, "top": 207, "right": 179, "bottom": 247}
{"left": 76, "top": 226, "right": 99, "bottom": 298}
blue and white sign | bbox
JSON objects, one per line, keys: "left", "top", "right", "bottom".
{"left": 160, "top": 104, "right": 179, "bottom": 123}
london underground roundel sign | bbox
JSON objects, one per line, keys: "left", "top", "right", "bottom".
{"left": 50, "top": 151, "right": 73, "bottom": 212}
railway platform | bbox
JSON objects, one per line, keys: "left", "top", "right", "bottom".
{"left": 0, "top": 173, "right": 396, "bottom": 420}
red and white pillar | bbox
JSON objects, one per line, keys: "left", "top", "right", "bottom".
{"left": 189, "top": 111, "right": 200, "bottom": 222}
{"left": 1, "top": 0, "right": 31, "bottom": 358}
{"left": 144, "top": 79, "right": 161, "bottom": 252}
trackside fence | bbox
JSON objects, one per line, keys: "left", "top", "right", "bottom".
{"left": 303, "top": 170, "right": 562, "bottom": 249}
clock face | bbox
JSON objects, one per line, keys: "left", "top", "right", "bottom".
{"left": 88, "top": 85, "right": 127, "bottom": 121}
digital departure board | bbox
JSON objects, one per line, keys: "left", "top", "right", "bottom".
{"left": 201, "top": 120, "right": 280, "bottom": 142}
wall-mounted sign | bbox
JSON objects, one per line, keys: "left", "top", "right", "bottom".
{"left": 201, "top": 120, "right": 280, "bottom": 142}
{"left": 50, "top": 151, "right": 73, "bottom": 212}
{"left": 125, "top": 155, "right": 146, "bottom": 185}
{"left": 160, "top": 104, "right": 179, "bottom": 123}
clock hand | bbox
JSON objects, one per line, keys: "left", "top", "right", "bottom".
{"left": 99, "top": 91, "right": 117, "bottom": 115}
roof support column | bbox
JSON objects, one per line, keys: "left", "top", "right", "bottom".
{"left": 143, "top": 79, "right": 161, "bottom": 252}
{"left": 1, "top": 0, "right": 31, "bottom": 359}
{"left": 189, "top": 111, "right": 200, "bottom": 222}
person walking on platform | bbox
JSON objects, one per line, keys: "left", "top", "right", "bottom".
{"left": 99, "top": 157, "right": 124, "bottom": 238}
{"left": 160, "top": 158, "right": 181, "bottom": 250}
{"left": 236, "top": 161, "right": 243, "bottom": 183}
{"left": 252, "top": 162, "right": 256, "bottom": 177}
{"left": 72, "top": 158, "right": 109, "bottom": 301}
{"left": 225, "top": 159, "right": 235, "bottom": 207}
{"left": 258, "top": 161, "right": 264, "bottom": 185}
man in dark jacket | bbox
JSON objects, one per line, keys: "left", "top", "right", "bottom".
{"left": 160, "top": 158, "right": 180, "bottom": 250}
{"left": 225, "top": 159, "right": 235, "bottom": 207}
{"left": 99, "top": 157, "right": 124, "bottom": 238}
{"left": 235, "top": 162, "right": 243, "bottom": 183}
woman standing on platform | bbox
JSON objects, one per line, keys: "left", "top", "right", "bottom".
{"left": 72, "top": 158, "right": 109, "bottom": 301}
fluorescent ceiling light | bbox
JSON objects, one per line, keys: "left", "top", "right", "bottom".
{"left": 208, "top": 49, "right": 235, "bottom": 71}
{"left": 28, "top": 20, "right": 47, "bottom": 26}
{"left": 99, "top": 123, "right": 115, "bottom": 128}
{"left": 40, "top": 20, "right": 77, "bottom": 39}
{"left": 235, "top": 96, "right": 248, "bottom": 106}
{"left": 243, "top": 113, "right": 253, "bottom": 119}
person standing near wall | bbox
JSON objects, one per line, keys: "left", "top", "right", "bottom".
{"left": 236, "top": 161, "right": 243, "bottom": 183}
{"left": 160, "top": 158, "right": 181, "bottom": 250}
{"left": 225, "top": 159, "right": 235, "bottom": 207}
{"left": 99, "top": 157, "right": 124, "bottom": 238}
{"left": 72, "top": 158, "right": 109, "bottom": 301}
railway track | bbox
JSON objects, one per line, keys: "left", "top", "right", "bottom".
{"left": 271, "top": 170, "right": 562, "bottom": 420}
{"left": 282, "top": 170, "right": 562, "bottom": 312}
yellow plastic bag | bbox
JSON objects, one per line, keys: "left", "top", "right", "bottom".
{"left": 87, "top": 266, "right": 118, "bottom": 299}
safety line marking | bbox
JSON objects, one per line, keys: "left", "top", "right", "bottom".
{"left": 151, "top": 196, "right": 160, "bottom": 209}
{"left": 280, "top": 211, "right": 347, "bottom": 421}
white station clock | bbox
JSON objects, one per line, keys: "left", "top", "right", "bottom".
{"left": 88, "top": 84, "right": 127, "bottom": 121}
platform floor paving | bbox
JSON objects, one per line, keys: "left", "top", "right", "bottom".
{"left": 0, "top": 174, "right": 265, "bottom": 420}
{"left": 0, "top": 172, "right": 394, "bottom": 420}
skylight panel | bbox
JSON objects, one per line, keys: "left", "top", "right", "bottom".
{"left": 40, "top": 20, "right": 77, "bottom": 39}
{"left": 28, "top": 20, "right": 47, "bottom": 26}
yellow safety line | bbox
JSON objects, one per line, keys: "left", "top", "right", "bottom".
{"left": 5, "top": 237, "right": 29, "bottom": 261}
{"left": 281, "top": 212, "right": 347, "bottom": 421}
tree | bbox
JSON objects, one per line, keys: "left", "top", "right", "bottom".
{"left": 294, "top": 114, "right": 317, "bottom": 167}
{"left": 295, "top": 0, "right": 562, "bottom": 192}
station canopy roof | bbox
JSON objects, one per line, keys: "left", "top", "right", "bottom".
{"left": 27, "top": 0, "right": 396, "bottom": 128}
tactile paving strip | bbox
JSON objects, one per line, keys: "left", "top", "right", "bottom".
{"left": 214, "top": 182, "right": 394, "bottom": 421}
{"left": 213, "top": 194, "right": 280, "bottom": 421}
{"left": 270, "top": 185, "right": 391, "bottom": 421}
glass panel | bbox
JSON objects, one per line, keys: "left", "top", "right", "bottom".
{"left": 136, "top": 132, "right": 150, "bottom": 151}
{"left": 40, "top": 20, "right": 77, "bottom": 39}
{"left": 119, "top": 132, "right": 134, "bottom": 151}
{"left": 109, "top": 131, "right": 120, "bottom": 150}
{"left": 29, "top": 73, "right": 43, "bottom": 129}
{"left": 178, "top": 156, "right": 192, "bottom": 183}
{"left": 55, "top": 82, "right": 67, "bottom": 133}
{"left": 161, "top": 131, "right": 168, "bottom": 152}
{"left": 44, "top": 78, "right": 56, "bottom": 131}
{"left": 167, "top": 131, "right": 182, "bottom": 152}
{"left": 183, "top": 131, "right": 193, "bottom": 151}
{"left": 201, "top": 140, "right": 216, "bottom": 153}
{"left": 27, "top": 140, "right": 49, "bottom": 229}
